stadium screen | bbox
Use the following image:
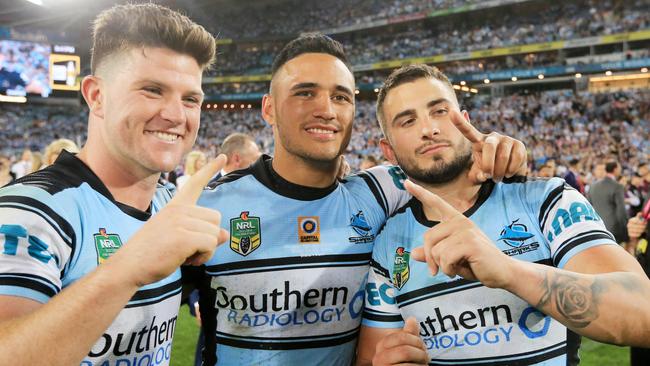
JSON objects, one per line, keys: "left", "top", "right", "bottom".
{"left": 0, "top": 39, "right": 80, "bottom": 99}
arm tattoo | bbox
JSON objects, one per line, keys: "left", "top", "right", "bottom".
{"left": 536, "top": 271, "right": 605, "bottom": 329}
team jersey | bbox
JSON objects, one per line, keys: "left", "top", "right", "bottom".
{"left": 0, "top": 151, "right": 180, "bottom": 366}
{"left": 364, "top": 177, "right": 617, "bottom": 366}
{"left": 192, "top": 155, "right": 409, "bottom": 366}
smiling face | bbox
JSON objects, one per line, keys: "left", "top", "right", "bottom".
{"left": 379, "top": 77, "right": 472, "bottom": 185}
{"left": 263, "top": 53, "right": 355, "bottom": 165}
{"left": 88, "top": 47, "right": 203, "bottom": 176}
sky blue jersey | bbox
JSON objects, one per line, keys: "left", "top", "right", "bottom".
{"left": 0, "top": 151, "right": 180, "bottom": 366}
{"left": 192, "top": 155, "right": 409, "bottom": 365}
{"left": 363, "top": 177, "right": 617, "bottom": 366}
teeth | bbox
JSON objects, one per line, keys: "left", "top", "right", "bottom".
{"left": 307, "top": 128, "right": 335, "bottom": 134}
{"left": 148, "top": 131, "right": 179, "bottom": 142}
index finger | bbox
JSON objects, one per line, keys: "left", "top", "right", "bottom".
{"left": 171, "top": 154, "right": 227, "bottom": 205}
{"left": 404, "top": 180, "right": 462, "bottom": 221}
{"left": 451, "top": 109, "right": 484, "bottom": 144}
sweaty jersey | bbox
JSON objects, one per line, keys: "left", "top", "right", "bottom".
{"left": 364, "top": 178, "right": 617, "bottom": 366}
{"left": 0, "top": 151, "right": 180, "bottom": 366}
{"left": 192, "top": 155, "right": 409, "bottom": 365}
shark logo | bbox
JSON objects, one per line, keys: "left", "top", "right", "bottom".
{"left": 498, "top": 219, "right": 534, "bottom": 247}
{"left": 498, "top": 219, "right": 539, "bottom": 256}
{"left": 349, "top": 211, "right": 374, "bottom": 244}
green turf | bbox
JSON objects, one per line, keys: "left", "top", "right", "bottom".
{"left": 170, "top": 307, "right": 630, "bottom": 365}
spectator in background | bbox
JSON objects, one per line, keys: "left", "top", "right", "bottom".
{"left": 628, "top": 173, "right": 645, "bottom": 217}
{"left": 176, "top": 150, "right": 207, "bottom": 189}
{"left": 359, "top": 155, "right": 380, "bottom": 171}
{"left": 29, "top": 152, "right": 42, "bottom": 174}
{"left": 589, "top": 160, "right": 629, "bottom": 244}
{"left": 0, "top": 155, "right": 12, "bottom": 187}
{"left": 10, "top": 149, "right": 32, "bottom": 179}
{"left": 219, "top": 132, "right": 262, "bottom": 176}
{"left": 593, "top": 162, "right": 607, "bottom": 182}
{"left": 564, "top": 158, "right": 583, "bottom": 193}
{"left": 42, "top": 139, "right": 80, "bottom": 168}
{"left": 538, "top": 163, "right": 555, "bottom": 178}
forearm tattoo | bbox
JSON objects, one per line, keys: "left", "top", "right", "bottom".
{"left": 535, "top": 271, "right": 605, "bottom": 329}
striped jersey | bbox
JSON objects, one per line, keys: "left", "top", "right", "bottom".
{"left": 193, "top": 155, "right": 409, "bottom": 365}
{"left": 363, "top": 178, "right": 617, "bottom": 366}
{"left": 0, "top": 151, "right": 181, "bottom": 366}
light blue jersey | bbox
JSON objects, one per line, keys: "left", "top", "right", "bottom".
{"left": 193, "top": 155, "right": 409, "bottom": 365}
{"left": 0, "top": 151, "right": 181, "bottom": 366}
{"left": 364, "top": 178, "right": 617, "bottom": 366}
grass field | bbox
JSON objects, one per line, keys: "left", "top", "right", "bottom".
{"left": 170, "top": 304, "right": 630, "bottom": 365}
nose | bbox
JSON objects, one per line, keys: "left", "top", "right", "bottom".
{"left": 312, "top": 94, "right": 336, "bottom": 121}
{"left": 159, "top": 97, "right": 186, "bottom": 125}
{"left": 420, "top": 116, "right": 441, "bottom": 139}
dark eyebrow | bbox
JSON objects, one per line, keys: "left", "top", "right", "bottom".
{"left": 335, "top": 85, "right": 354, "bottom": 97}
{"left": 290, "top": 82, "right": 318, "bottom": 91}
{"left": 391, "top": 109, "right": 416, "bottom": 126}
{"left": 427, "top": 98, "right": 451, "bottom": 108}
{"left": 137, "top": 78, "right": 203, "bottom": 97}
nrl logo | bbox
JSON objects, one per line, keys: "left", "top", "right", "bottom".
{"left": 93, "top": 228, "right": 123, "bottom": 264}
{"left": 230, "top": 211, "right": 262, "bottom": 256}
{"left": 392, "top": 246, "right": 410, "bottom": 290}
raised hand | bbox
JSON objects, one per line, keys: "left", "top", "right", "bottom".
{"left": 405, "top": 180, "right": 514, "bottom": 288}
{"left": 451, "top": 110, "right": 527, "bottom": 182}
{"left": 372, "top": 317, "right": 428, "bottom": 366}
{"left": 112, "top": 154, "right": 230, "bottom": 287}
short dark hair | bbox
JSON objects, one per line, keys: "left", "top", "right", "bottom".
{"left": 270, "top": 33, "right": 350, "bottom": 77}
{"left": 605, "top": 160, "right": 619, "bottom": 173}
{"left": 376, "top": 64, "right": 455, "bottom": 136}
{"left": 91, "top": 3, "right": 216, "bottom": 74}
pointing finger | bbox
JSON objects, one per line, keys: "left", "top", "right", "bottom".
{"left": 451, "top": 109, "right": 484, "bottom": 144}
{"left": 404, "top": 180, "right": 461, "bottom": 221}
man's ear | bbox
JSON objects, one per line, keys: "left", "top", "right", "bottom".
{"left": 262, "top": 94, "right": 275, "bottom": 127}
{"left": 379, "top": 137, "right": 398, "bottom": 166}
{"left": 81, "top": 75, "right": 104, "bottom": 119}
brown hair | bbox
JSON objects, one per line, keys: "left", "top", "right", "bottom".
{"left": 376, "top": 64, "right": 454, "bottom": 135}
{"left": 91, "top": 3, "right": 216, "bottom": 74}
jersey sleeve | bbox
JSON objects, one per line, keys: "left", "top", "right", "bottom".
{"left": 536, "top": 178, "right": 617, "bottom": 268}
{"left": 0, "top": 186, "right": 74, "bottom": 303}
{"left": 362, "top": 233, "right": 403, "bottom": 329}
{"left": 350, "top": 165, "right": 411, "bottom": 217}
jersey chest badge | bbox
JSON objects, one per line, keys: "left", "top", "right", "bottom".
{"left": 230, "top": 211, "right": 262, "bottom": 256}
{"left": 498, "top": 219, "right": 540, "bottom": 257}
{"left": 392, "top": 247, "right": 410, "bottom": 290}
{"left": 93, "top": 228, "right": 123, "bottom": 264}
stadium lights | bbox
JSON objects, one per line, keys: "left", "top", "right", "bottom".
{"left": 223, "top": 104, "right": 228, "bottom": 108}
{"left": 575, "top": 73, "right": 582, "bottom": 78}
{"left": 240, "top": 104, "right": 245, "bottom": 109}
{"left": 641, "top": 67, "right": 648, "bottom": 73}
{"left": 461, "top": 86, "right": 469, "bottom": 92}
{"left": 460, "top": 81, "right": 466, "bottom": 86}
{"left": 483, "top": 79, "right": 490, "bottom": 84}
{"left": 453, "top": 85, "right": 461, "bottom": 90}
{"left": 0, "top": 95, "right": 27, "bottom": 103}
{"left": 537, "top": 74, "right": 544, "bottom": 80}
{"left": 206, "top": 104, "right": 211, "bottom": 109}
{"left": 230, "top": 104, "right": 235, "bottom": 108}
{"left": 470, "top": 88, "right": 478, "bottom": 93}
{"left": 247, "top": 104, "right": 252, "bottom": 109}
{"left": 373, "top": 88, "right": 379, "bottom": 93}
{"left": 354, "top": 90, "right": 360, "bottom": 95}
{"left": 511, "top": 76, "right": 517, "bottom": 81}
{"left": 605, "top": 70, "right": 613, "bottom": 76}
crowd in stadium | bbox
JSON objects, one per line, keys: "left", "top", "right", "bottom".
{"left": 210, "top": 0, "right": 650, "bottom": 76}
{"left": 2, "top": 89, "right": 648, "bottom": 195}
